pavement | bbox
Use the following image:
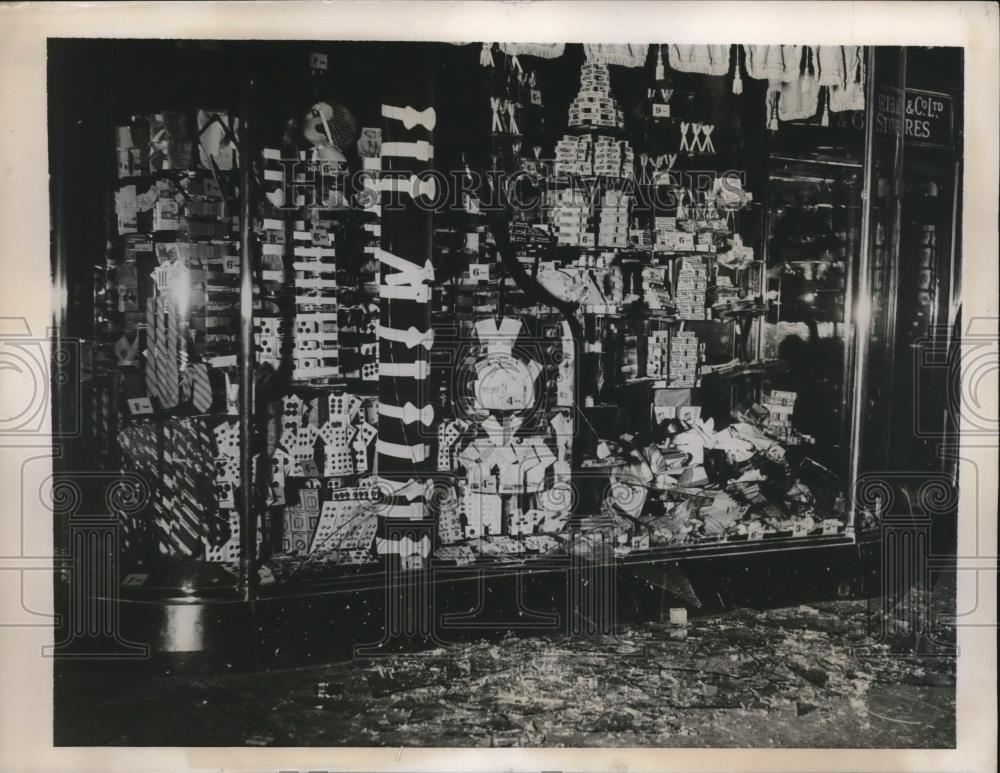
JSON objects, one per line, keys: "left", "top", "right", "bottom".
{"left": 54, "top": 578, "right": 956, "bottom": 747}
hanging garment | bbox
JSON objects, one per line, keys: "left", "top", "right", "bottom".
{"left": 751, "top": 45, "right": 823, "bottom": 128}
{"left": 830, "top": 45, "right": 865, "bottom": 112}
{"left": 777, "top": 75, "right": 821, "bottom": 122}
{"left": 744, "top": 44, "right": 785, "bottom": 82}
{"left": 781, "top": 44, "right": 806, "bottom": 82}
{"left": 584, "top": 43, "right": 650, "bottom": 68}
{"left": 761, "top": 45, "right": 819, "bottom": 124}
{"left": 816, "top": 45, "right": 846, "bottom": 87}
{"left": 667, "top": 44, "right": 730, "bottom": 76}
{"left": 499, "top": 42, "right": 566, "bottom": 59}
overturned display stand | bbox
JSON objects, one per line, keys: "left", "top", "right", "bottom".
{"left": 48, "top": 42, "right": 962, "bottom": 667}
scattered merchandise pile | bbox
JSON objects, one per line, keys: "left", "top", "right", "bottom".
{"left": 604, "top": 396, "right": 847, "bottom": 548}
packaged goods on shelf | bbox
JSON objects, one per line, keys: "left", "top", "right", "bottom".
{"left": 568, "top": 63, "right": 624, "bottom": 129}
{"left": 641, "top": 266, "right": 672, "bottom": 309}
{"left": 598, "top": 190, "right": 631, "bottom": 247}
{"left": 674, "top": 256, "right": 709, "bottom": 320}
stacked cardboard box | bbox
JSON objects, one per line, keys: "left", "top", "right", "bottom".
{"left": 550, "top": 189, "right": 593, "bottom": 246}
{"left": 674, "top": 256, "right": 708, "bottom": 320}
{"left": 594, "top": 135, "right": 634, "bottom": 178}
{"left": 654, "top": 216, "right": 697, "bottom": 252}
{"left": 646, "top": 330, "right": 670, "bottom": 378}
{"left": 694, "top": 230, "right": 718, "bottom": 253}
{"left": 568, "top": 63, "right": 624, "bottom": 129}
{"left": 668, "top": 331, "right": 700, "bottom": 387}
{"left": 554, "top": 134, "right": 593, "bottom": 177}
{"left": 653, "top": 215, "right": 676, "bottom": 243}
{"left": 598, "top": 190, "right": 631, "bottom": 248}
{"left": 657, "top": 230, "right": 697, "bottom": 251}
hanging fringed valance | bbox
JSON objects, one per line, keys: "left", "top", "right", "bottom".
{"left": 583, "top": 43, "right": 649, "bottom": 68}
{"left": 498, "top": 42, "right": 566, "bottom": 60}
{"left": 738, "top": 44, "right": 866, "bottom": 128}
{"left": 464, "top": 41, "right": 866, "bottom": 126}
{"left": 829, "top": 45, "right": 865, "bottom": 113}
{"left": 667, "top": 44, "right": 731, "bottom": 76}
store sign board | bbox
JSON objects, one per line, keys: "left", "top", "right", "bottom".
{"left": 875, "top": 87, "right": 954, "bottom": 149}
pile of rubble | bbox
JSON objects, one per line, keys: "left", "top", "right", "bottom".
{"left": 292, "top": 593, "right": 954, "bottom": 747}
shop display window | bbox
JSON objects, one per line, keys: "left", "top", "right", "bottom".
{"left": 48, "top": 41, "right": 958, "bottom": 599}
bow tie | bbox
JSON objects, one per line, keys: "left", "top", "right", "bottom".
{"left": 379, "top": 400, "right": 434, "bottom": 426}
{"left": 382, "top": 103, "right": 436, "bottom": 131}
{"left": 378, "top": 323, "right": 434, "bottom": 350}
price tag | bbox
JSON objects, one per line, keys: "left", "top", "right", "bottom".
{"left": 223, "top": 256, "right": 239, "bottom": 274}
{"left": 791, "top": 520, "right": 808, "bottom": 537}
{"left": 530, "top": 89, "right": 542, "bottom": 106}
{"left": 652, "top": 103, "right": 671, "bottom": 119}
{"left": 309, "top": 52, "right": 328, "bottom": 71}
{"left": 127, "top": 397, "right": 153, "bottom": 415}
{"left": 311, "top": 228, "right": 330, "bottom": 246}
{"left": 747, "top": 521, "right": 764, "bottom": 541}
{"left": 301, "top": 459, "right": 320, "bottom": 477}
{"left": 821, "top": 520, "right": 841, "bottom": 535}
{"left": 469, "top": 263, "right": 491, "bottom": 282}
